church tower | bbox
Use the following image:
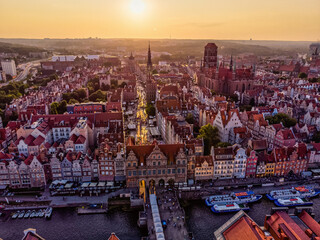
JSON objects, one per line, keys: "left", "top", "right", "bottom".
{"left": 147, "top": 42, "right": 152, "bottom": 71}
{"left": 203, "top": 43, "right": 218, "bottom": 68}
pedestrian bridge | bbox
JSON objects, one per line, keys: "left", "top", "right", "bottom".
{"left": 150, "top": 194, "right": 165, "bottom": 240}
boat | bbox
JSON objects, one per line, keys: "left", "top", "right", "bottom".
{"left": 266, "top": 186, "right": 320, "bottom": 201}
{"left": 274, "top": 197, "right": 313, "bottom": 207}
{"left": 205, "top": 191, "right": 262, "bottom": 206}
{"left": 35, "top": 210, "right": 41, "bottom": 217}
{"left": 24, "top": 210, "right": 31, "bottom": 218}
{"left": 211, "top": 203, "right": 250, "bottom": 213}
{"left": 12, "top": 211, "right": 20, "bottom": 219}
{"left": 30, "top": 210, "right": 37, "bottom": 218}
{"left": 18, "top": 210, "right": 25, "bottom": 219}
{"left": 38, "top": 209, "right": 45, "bottom": 218}
{"left": 45, "top": 207, "right": 53, "bottom": 219}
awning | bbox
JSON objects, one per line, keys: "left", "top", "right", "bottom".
{"left": 81, "top": 182, "right": 90, "bottom": 188}
{"left": 89, "top": 182, "right": 97, "bottom": 187}
{"left": 98, "top": 182, "right": 106, "bottom": 187}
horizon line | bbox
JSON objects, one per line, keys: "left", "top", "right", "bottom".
{"left": 0, "top": 37, "right": 319, "bottom": 43}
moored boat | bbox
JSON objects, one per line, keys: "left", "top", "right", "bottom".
{"left": 18, "top": 210, "right": 25, "bottom": 219}
{"left": 211, "top": 203, "right": 250, "bottom": 213}
{"left": 12, "top": 211, "right": 20, "bottom": 219}
{"left": 39, "top": 209, "right": 45, "bottom": 218}
{"left": 30, "top": 210, "right": 37, "bottom": 218}
{"left": 274, "top": 197, "right": 313, "bottom": 207}
{"left": 45, "top": 207, "right": 53, "bottom": 219}
{"left": 266, "top": 186, "right": 320, "bottom": 201}
{"left": 24, "top": 210, "right": 31, "bottom": 218}
{"left": 205, "top": 191, "right": 262, "bottom": 206}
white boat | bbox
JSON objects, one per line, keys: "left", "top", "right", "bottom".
{"left": 266, "top": 186, "right": 320, "bottom": 201}
{"left": 211, "top": 203, "right": 250, "bottom": 213}
{"left": 12, "top": 211, "right": 20, "bottom": 219}
{"left": 45, "top": 207, "right": 53, "bottom": 219}
{"left": 24, "top": 210, "right": 31, "bottom": 218}
{"left": 38, "top": 209, "right": 45, "bottom": 218}
{"left": 274, "top": 197, "right": 313, "bottom": 207}
{"left": 205, "top": 191, "right": 262, "bottom": 206}
{"left": 18, "top": 210, "right": 25, "bottom": 219}
{"left": 30, "top": 210, "right": 37, "bottom": 218}
{"left": 35, "top": 210, "right": 41, "bottom": 217}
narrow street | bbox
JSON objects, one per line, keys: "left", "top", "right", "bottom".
{"left": 136, "top": 82, "right": 149, "bottom": 145}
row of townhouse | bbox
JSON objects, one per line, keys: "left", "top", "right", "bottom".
{"left": 193, "top": 143, "right": 309, "bottom": 181}
{"left": 0, "top": 156, "right": 46, "bottom": 188}
{"left": 0, "top": 148, "right": 126, "bottom": 189}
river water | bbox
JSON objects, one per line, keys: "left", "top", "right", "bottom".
{"left": 1, "top": 207, "right": 146, "bottom": 240}
{"left": 2, "top": 198, "right": 320, "bottom": 240}
{"left": 184, "top": 197, "right": 320, "bottom": 240}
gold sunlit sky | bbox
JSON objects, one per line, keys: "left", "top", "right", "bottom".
{"left": 0, "top": 0, "right": 319, "bottom": 41}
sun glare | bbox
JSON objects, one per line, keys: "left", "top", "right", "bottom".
{"left": 130, "top": 0, "right": 145, "bottom": 14}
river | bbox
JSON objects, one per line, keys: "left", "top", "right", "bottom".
{"left": 184, "top": 197, "right": 320, "bottom": 240}
{"left": 2, "top": 197, "right": 320, "bottom": 240}
{"left": 1, "top": 207, "right": 146, "bottom": 240}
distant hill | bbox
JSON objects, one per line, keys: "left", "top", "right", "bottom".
{"left": 0, "top": 41, "right": 44, "bottom": 55}
{"left": 0, "top": 38, "right": 313, "bottom": 58}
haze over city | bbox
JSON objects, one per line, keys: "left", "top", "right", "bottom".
{"left": 0, "top": 0, "right": 320, "bottom": 41}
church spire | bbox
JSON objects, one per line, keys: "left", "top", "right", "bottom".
{"left": 147, "top": 41, "right": 152, "bottom": 71}
{"left": 230, "top": 55, "right": 233, "bottom": 71}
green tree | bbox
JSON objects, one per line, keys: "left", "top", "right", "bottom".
{"left": 216, "top": 142, "right": 232, "bottom": 148}
{"left": 89, "top": 90, "right": 106, "bottom": 102}
{"left": 230, "top": 94, "right": 239, "bottom": 103}
{"left": 185, "top": 113, "right": 195, "bottom": 124}
{"left": 69, "top": 98, "right": 79, "bottom": 104}
{"left": 146, "top": 103, "right": 156, "bottom": 116}
{"left": 312, "top": 131, "right": 320, "bottom": 143}
{"left": 265, "top": 113, "right": 297, "bottom": 128}
{"left": 197, "top": 124, "right": 220, "bottom": 155}
{"left": 249, "top": 98, "right": 255, "bottom": 106}
{"left": 50, "top": 102, "right": 59, "bottom": 114}
{"left": 298, "top": 72, "right": 307, "bottom": 79}
{"left": 57, "top": 100, "right": 67, "bottom": 114}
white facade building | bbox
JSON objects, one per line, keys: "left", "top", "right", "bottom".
{"left": 1, "top": 60, "right": 17, "bottom": 77}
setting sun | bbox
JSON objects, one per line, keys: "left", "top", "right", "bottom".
{"left": 130, "top": 0, "right": 146, "bottom": 14}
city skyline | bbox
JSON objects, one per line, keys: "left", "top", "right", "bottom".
{"left": 0, "top": 0, "right": 319, "bottom": 41}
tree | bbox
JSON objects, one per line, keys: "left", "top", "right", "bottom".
{"left": 57, "top": 100, "right": 67, "bottom": 114}
{"left": 265, "top": 113, "right": 297, "bottom": 128}
{"left": 298, "top": 72, "right": 307, "bottom": 79}
{"left": 216, "top": 142, "right": 232, "bottom": 148}
{"left": 69, "top": 98, "right": 79, "bottom": 104}
{"left": 230, "top": 94, "right": 239, "bottom": 103}
{"left": 312, "top": 131, "right": 320, "bottom": 143}
{"left": 89, "top": 90, "right": 106, "bottom": 102}
{"left": 185, "top": 113, "right": 195, "bottom": 124}
{"left": 197, "top": 124, "right": 220, "bottom": 155}
{"left": 249, "top": 98, "right": 255, "bottom": 106}
{"left": 50, "top": 102, "right": 59, "bottom": 114}
{"left": 146, "top": 103, "right": 156, "bottom": 116}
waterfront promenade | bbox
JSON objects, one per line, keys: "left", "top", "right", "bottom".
{"left": 146, "top": 187, "right": 188, "bottom": 240}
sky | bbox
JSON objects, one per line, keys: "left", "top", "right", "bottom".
{"left": 0, "top": 0, "right": 319, "bottom": 41}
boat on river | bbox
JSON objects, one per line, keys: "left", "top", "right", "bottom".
{"left": 24, "top": 210, "right": 31, "bottom": 218}
{"left": 45, "top": 207, "right": 53, "bottom": 219}
{"left": 12, "top": 211, "right": 20, "bottom": 219}
{"left": 205, "top": 191, "right": 262, "bottom": 206}
{"left": 274, "top": 197, "right": 313, "bottom": 207}
{"left": 211, "top": 203, "right": 250, "bottom": 213}
{"left": 266, "top": 186, "right": 320, "bottom": 201}
{"left": 18, "top": 210, "right": 25, "bottom": 219}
